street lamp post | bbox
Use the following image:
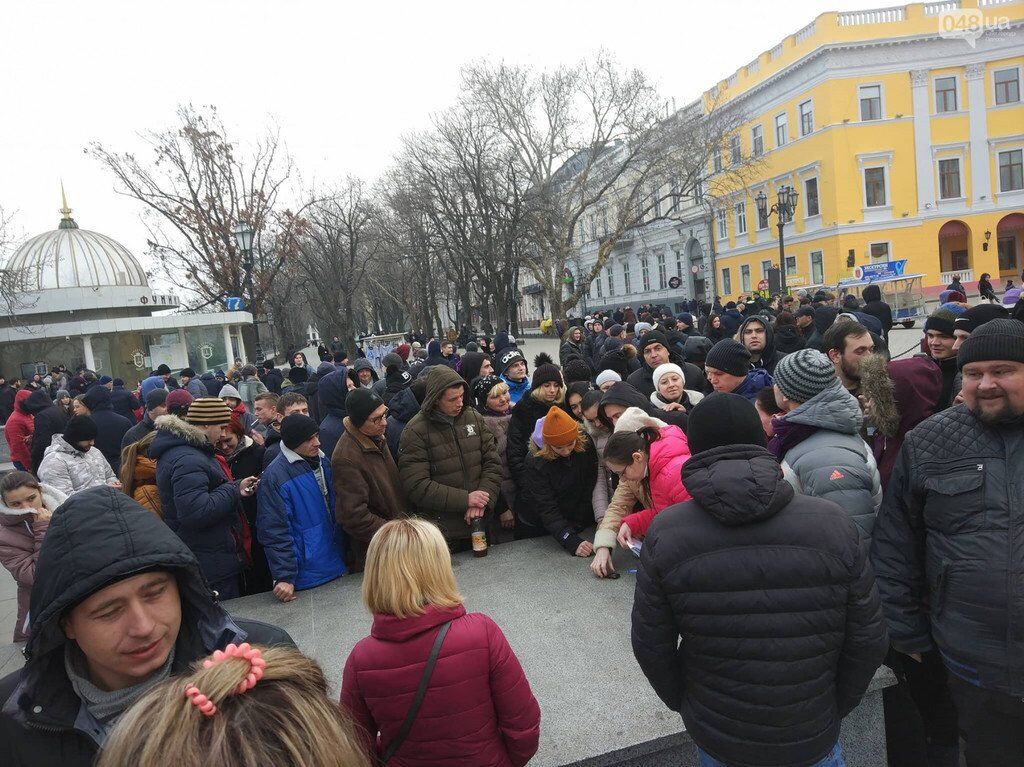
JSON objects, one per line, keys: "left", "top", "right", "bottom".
{"left": 232, "top": 220, "right": 262, "bottom": 363}
{"left": 755, "top": 186, "right": 799, "bottom": 296}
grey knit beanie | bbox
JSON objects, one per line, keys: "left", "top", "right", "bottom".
{"left": 774, "top": 349, "right": 838, "bottom": 404}
{"left": 957, "top": 318, "right": 1024, "bottom": 371}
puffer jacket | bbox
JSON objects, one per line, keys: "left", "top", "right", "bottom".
{"left": 515, "top": 440, "right": 598, "bottom": 553}
{"left": 505, "top": 392, "right": 572, "bottom": 486}
{"left": 632, "top": 445, "right": 887, "bottom": 767}
{"left": 109, "top": 385, "right": 140, "bottom": 423}
{"left": 619, "top": 425, "right": 693, "bottom": 538}
{"left": 871, "top": 404, "right": 1024, "bottom": 696}
{"left": 481, "top": 411, "right": 516, "bottom": 511}
{"left": 150, "top": 414, "right": 245, "bottom": 585}
{"left": 37, "top": 436, "right": 116, "bottom": 496}
{"left": 4, "top": 390, "right": 35, "bottom": 468}
{"left": 30, "top": 402, "right": 70, "bottom": 475}
{"left": 316, "top": 370, "right": 349, "bottom": 460}
{"left": 0, "top": 487, "right": 293, "bottom": 767}
{"left": 385, "top": 383, "right": 421, "bottom": 460}
{"left": 80, "top": 386, "right": 133, "bottom": 473}
{"left": 0, "top": 485, "right": 66, "bottom": 642}
{"left": 128, "top": 449, "right": 161, "bottom": 516}
{"left": 341, "top": 604, "right": 540, "bottom": 767}
{"left": 772, "top": 382, "right": 881, "bottom": 538}
{"left": 729, "top": 368, "right": 774, "bottom": 402}
{"left": 397, "top": 366, "right": 503, "bottom": 543}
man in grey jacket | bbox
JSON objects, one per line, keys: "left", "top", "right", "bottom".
{"left": 872, "top": 319, "right": 1024, "bottom": 765}
{"left": 768, "top": 349, "right": 881, "bottom": 538}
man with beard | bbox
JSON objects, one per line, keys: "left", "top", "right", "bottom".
{"left": 737, "top": 316, "right": 786, "bottom": 375}
{"left": 872, "top": 319, "right": 1024, "bottom": 765}
{"left": 823, "top": 320, "right": 875, "bottom": 397}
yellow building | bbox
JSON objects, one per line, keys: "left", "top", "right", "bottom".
{"left": 705, "top": 0, "right": 1024, "bottom": 302}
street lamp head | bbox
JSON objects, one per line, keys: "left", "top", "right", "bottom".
{"left": 754, "top": 190, "right": 768, "bottom": 219}
{"left": 233, "top": 220, "right": 255, "bottom": 253}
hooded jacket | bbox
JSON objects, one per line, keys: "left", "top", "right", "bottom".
{"left": 316, "top": 370, "right": 350, "bottom": 460}
{"left": 516, "top": 438, "right": 598, "bottom": 553}
{"left": 771, "top": 323, "right": 806, "bottom": 355}
{"left": 150, "top": 415, "right": 245, "bottom": 585}
{"left": 505, "top": 392, "right": 573, "bottom": 486}
{"left": 29, "top": 397, "right": 71, "bottom": 475}
{"left": 772, "top": 383, "right": 881, "bottom": 537}
{"left": 805, "top": 306, "right": 840, "bottom": 352}
{"left": 727, "top": 368, "right": 774, "bottom": 403}
{"left": 352, "top": 357, "right": 380, "bottom": 386}
{"left": 0, "top": 485, "right": 66, "bottom": 642}
{"left": 0, "top": 487, "right": 292, "bottom": 767}
{"left": 79, "top": 386, "right": 133, "bottom": 473}
{"left": 332, "top": 417, "right": 406, "bottom": 570}
{"left": 719, "top": 307, "right": 744, "bottom": 335}
{"left": 736, "top": 316, "right": 787, "bottom": 375}
{"left": 37, "top": 436, "right": 116, "bottom": 497}
{"left": 341, "top": 604, "right": 540, "bottom": 767}
{"left": 121, "top": 410, "right": 158, "bottom": 449}
{"left": 599, "top": 381, "right": 688, "bottom": 432}
{"left": 108, "top": 385, "right": 140, "bottom": 424}
{"left": 860, "top": 284, "right": 893, "bottom": 339}
{"left": 618, "top": 425, "right": 693, "bottom": 538}
{"left": 632, "top": 445, "right": 887, "bottom": 767}
{"left": 236, "top": 375, "right": 268, "bottom": 411}
{"left": 421, "top": 341, "right": 449, "bottom": 370}
{"left": 397, "top": 366, "right": 502, "bottom": 542}
{"left": 384, "top": 382, "right": 423, "bottom": 460}
{"left": 4, "top": 390, "right": 36, "bottom": 468}
{"left": 257, "top": 444, "right": 346, "bottom": 590}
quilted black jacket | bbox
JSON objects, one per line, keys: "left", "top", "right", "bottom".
{"left": 871, "top": 404, "right": 1024, "bottom": 695}
{"left": 632, "top": 445, "right": 887, "bottom": 767}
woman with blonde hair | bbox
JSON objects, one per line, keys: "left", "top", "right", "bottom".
{"left": 341, "top": 518, "right": 540, "bottom": 766}
{"left": 514, "top": 406, "right": 598, "bottom": 557}
{"left": 505, "top": 363, "right": 570, "bottom": 487}
{"left": 97, "top": 644, "right": 369, "bottom": 767}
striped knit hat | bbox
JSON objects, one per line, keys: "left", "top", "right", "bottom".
{"left": 774, "top": 349, "right": 838, "bottom": 404}
{"left": 186, "top": 397, "right": 233, "bottom": 425}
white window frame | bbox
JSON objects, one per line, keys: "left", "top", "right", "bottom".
{"left": 856, "top": 151, "right": 894, "bottom": 222}
{"left": 785, "top": 255, "right": 797, "bottom": 276}
{"left": 804, "top": 176, "right": 820, "bottom": 218}
{"left": 937, "top": 157, "right": 963, "bottom": 200}
{"left": 799, "top": 99, "right": 814, "bottom": 136}
{"left": 809, "top": 250, "right": 824, "bottom": 285}
{"left": 934, "top": 74, "right": 960, "bottom": 114}
{"left": 774, "top": 112, "right": 788, "bottom": 148}
{"left": 622, "top": 261, "right": 632, "bottom": 294}
{"left": 740, "top": 264, "right": 751, "bottom": 293}
{"left": 712, "top": 147, "right": 723, "bottom": 174}
{"left": 997, "top": 147, "right": 1024, "bottom": 193}
{"left": 657, "top": 252, "right": 667, "bottom": 289}
{"left": 606, "top": 265, "right": 615, "bottom": 296}
{"left": 868, "top": 241, "right": 892, "bottom": 263}
{"left": 858, "top": 83, "right": 884, "bottom": 122}
{"left": 675, "top": 248, "right": 683, "bottom": 279}
{"left": 760, "top": 259, "right": 772, "bottom": 278}
{"left": 735, "top": 201, "right": 747, "bottom": 235}
{"left": 641, "top": 256, "right": 651, "bottom": 292}
{"left": 595, "top": 271, "right": 603, "bottom": 298}
{"left": 716, "top": 208, "right": 728, "bottom": 241}
{"left": 863, "top": 166, "right": 888, "bottom": 207}
{"left": 730, "top": 135, "right": 742, "bottom": 165}
{"left": 993, "top": 66, "right": 1021, "bottom": 106}
{"left": 721, "top": 267, "right": 732, "bottom": 295}
{"left": 751, "top": 124, "right": 764, "bottom": 157}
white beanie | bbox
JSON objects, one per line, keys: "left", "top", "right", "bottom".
{"left": 595, "top": 369, "right": 622, "bottom": 388}
{"left": 613, "top": 406, "right": 667, "bottom": 434}
{"left": 651, "top": 363, "right": 685, "bottom": 390}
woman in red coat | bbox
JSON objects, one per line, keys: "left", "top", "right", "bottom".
{"left": 341, "top": 518, "right": 541, "bottom": 766}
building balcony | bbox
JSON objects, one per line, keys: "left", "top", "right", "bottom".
{"left": 940, "top": 268, "right": 973, "bottom": 286}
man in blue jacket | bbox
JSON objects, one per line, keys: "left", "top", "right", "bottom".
{"left": 258, "top": 413, "right": 346, "bottom": 603}
{"left": 703, "top": 339, "right": 774, "bottom": 402}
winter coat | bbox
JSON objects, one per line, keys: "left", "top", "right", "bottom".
{"left": 182, "top": 377, "right": 208, "bottom": 402}
{"left": 260, "top": 367, "right": 284, "bottom": 394}
{"left": 201, "top": 372, "right": 224, "bottom": 396}
{"left": 29, "top": 403, "right": 70, "bottom": 475}
{"left": 150, "top": 415, "right": 245, "bottom": 585}
{"left": 583, "top": 420, "right": 613, "bottom": 521}
{"left": 728, "top": 368, "right": 774, "bottom": 402}
{"left": 0, "top": 487, "right": 293, "bottom": 767}
{"left": 37, "top": 436, "right": 116, "bottom": 497}
{"left": 341, "top": 604, "right": 540, "bottom": 767}
{"left": 0, "top": 383, "right": 16, "bottom": 423}
{"left": 500, "top": 374, "right": 530, "bottom": 405}
{"left": 108, "top": 385, "right": 139, "bottom": 423}
{"left": 505, "top": 393, "right": 572, "bottom": 487}
{"left": 316, "top": 370, "right": 349, "bottom": 459}
{"left": 772, "top": 383, "right": 881, "bottom": 537}
{"left": 633, "top": 445, "right": 887, "bottom": 767}
{"left": 0, "top": 485, "right": 66, "bottom": 642}
{"left": 559, "top": 336, "right": 588, "bottom": 369}
{"left": 627, "top": 360, "right": 707, "bottom": 399}
{"left": 127, "top": 448, "right": 161, "bottom": 517}
{"left": 736, "top": 316, "right": 787, "bottom": 375}
{"left": 257, "top": 445, "right": 346, "bottom": 590}
{"left": 481, "top": 411, "right": 516, "bottom": 511}
{"left": 79, "top": 386, "right": 133, "bottom": 473}
{"left": 871, "top": 404, "right": 1024, "bottom": 696}
{"left": 860, "top": 284, "right": 894, "bottom": 340}
{"left": 139, "top": 375, "right": 166, "bottom": 399}
{"left": 805, "top": 306, "right": 840, "bottom": 352}
{"left": 649, "top": 389, "right": 704, "bottom": 413}
{"left": 397, "top": 366, "right": 503, "bottom": 543}
{"left": 929, "top": 353, "right": 959, "bottom": 412}
{"left": 719, "top": 308, "right": 744, "bottom": 335}
{"left": 332, "top": 418, "right": 406, "bottom": 569}
{"left": 121, "top": 410, "right": 157, "bottom": 449}
{"left": 771, "top": 324, "right": 806, "bottom": 354}
{"left": 599, "top": 381, "right": 688, "bottom": 432}
{"left": 869, "top": 357, "right": 942, "bottom": 489}
{"left": 4, "top": 390, "right": 35, "bottom": 468}
{"left": 385, "top": 384, "right": 420, "bottom": 460}
{"left": 516, "top": 440, "right": 598, "bottom": 553}
{"left": 619, "top": 425, "right": 693, "bottom": 538}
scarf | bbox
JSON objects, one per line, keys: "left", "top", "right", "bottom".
{"left": 767, "top": 416, "right": 819, "bottom": 459}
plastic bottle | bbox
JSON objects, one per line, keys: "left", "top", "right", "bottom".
{"left": 471, "top": 518, "right": 488, "bottom": 557}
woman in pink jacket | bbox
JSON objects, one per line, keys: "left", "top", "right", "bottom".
{"left": 341, "top": 518, "right": 541, "bottom": 766}
{"left": 602, "top": 410, "right": 692, "bottom": 548}
{"left": 0, "top": 471, "right": 67, "bottom": 642}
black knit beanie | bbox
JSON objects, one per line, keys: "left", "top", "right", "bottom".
{"left": 473, "top": 374, "right": 505, "bottom": 409}
{"left": 924, "top": 309, "right": 957, "bottom": 338}
{"left": 953, "top": 304, "right": 1009, "bottom": 335}
{"left": 63, "top": 415, "right": 98, "bottom": 445}
{"left": 531, "top": 363, "right": 563, "bottom": 390}
{"left": 288, "top": 366, "right": 309, "bottom": 384}
{"left": 280, "top": 414, "right": 320, "bottom": 450}
{"left": 686, "top": 393, "right": 766, "bottom": 455}
{"left": 345, "top": 388, "right": 385, "bottom": 427}
{"left": 386, "top": 366, "right": 412, "bottom": 390}
{"left": 957, "top": 318, "right": 1024, "bottom": 371}
{"left": 562, "top": 357, "right": 593, "bottom": 385}
{"left": 704, "top": 340, "right": 752, "bottom": 377}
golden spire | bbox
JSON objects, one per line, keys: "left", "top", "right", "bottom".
{"left": 58, "top": 181, "right": 78, "bottom": 229}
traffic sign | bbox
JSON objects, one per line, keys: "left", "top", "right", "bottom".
{"left": 758, "top": 279, "right": 769, "bottom": 291}
{"left": 668, "top": 276, "right": 682, "bottom": 289}
{"left": 225, "top": 296, "right": 244, "bottom": 311}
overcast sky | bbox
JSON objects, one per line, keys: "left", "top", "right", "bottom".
{"left": 1, "top": 0, "right": 881, "bottom": 281}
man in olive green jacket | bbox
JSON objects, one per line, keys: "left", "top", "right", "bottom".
{"left": 398, "top": 365, "right": 503, "bottom": 548}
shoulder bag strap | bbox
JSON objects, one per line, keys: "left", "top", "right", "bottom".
{"left": 379, "top": 619, "right": 452, "bottom": 765}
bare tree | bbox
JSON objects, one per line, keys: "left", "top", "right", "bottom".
{"left": 464, "top": 53, "right": 760, "bottom": 319}
{"left": 0, "top": 205, "right": 42, "bottom": 329}
{"left": 89, "top": 105, "right": 304, "bottom": 315}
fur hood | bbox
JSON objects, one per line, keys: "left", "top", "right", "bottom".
{"left": 858, "top": 354, "right": 899, "bottom": 437}
{"left": 0, "top": 484, "right": 67, "bottom": 519}
{"left": 152, "top": 413, "right": 210, "bottom": 448}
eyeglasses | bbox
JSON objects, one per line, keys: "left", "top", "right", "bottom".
{"left": 369, "top": 409, "right": 389, "bottom": 425}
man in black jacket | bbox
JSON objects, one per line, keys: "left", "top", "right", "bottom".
{"left": 79, "top": 385, "right": 133, "bottom": 473}
{"left": 108, "top": 378, "right": 139, "bottom": 423}
{"left": 26, "top": 389, "right": 67, "bottom": 474}
{"left": 632, "top": 393, "right": 887, "bottom": 767}
{"left": 737, "top": 315, "right": 787, "bottom": 374}
{"left": 121, "top": 388, "right": 168, "bottom": 449}
{"left": 860, "top": 284, "right": 893, "bottom": 342}
{"left": 0, "top": 487, "right": 292, "bottom": 767}
{"left": 627, "top": 331, "right": 706, "bottom": 398}
{"left": 872, "top": 319, "right": 1024, "bottom": 765}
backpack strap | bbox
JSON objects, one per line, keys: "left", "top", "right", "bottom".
{"left": 379, "top": 619, "right": 452, "bottom": 764}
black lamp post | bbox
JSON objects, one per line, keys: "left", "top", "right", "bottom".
{"left": 232, "top": 220, "right": 262, "bottom": 363}
{"left": 755, "top": 185, "right": 799, "bottom": 295}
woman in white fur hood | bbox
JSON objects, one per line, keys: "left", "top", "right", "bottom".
{"left": 648, "top": 362, "right": 704, "bottom": 414}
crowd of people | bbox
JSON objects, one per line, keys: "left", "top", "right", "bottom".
{"left": 1, "top": 283, "right": 1023, "bottom": 766}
